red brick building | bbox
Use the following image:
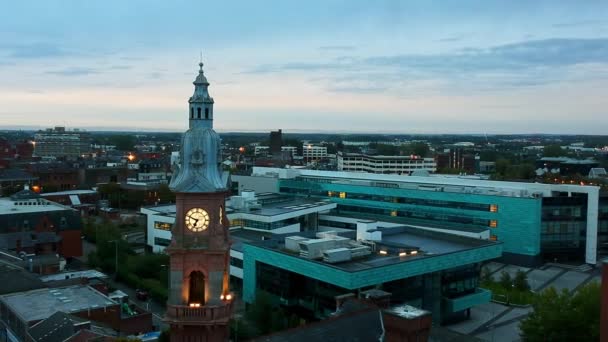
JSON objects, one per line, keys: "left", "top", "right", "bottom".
{"left": 0, "top": 188, "right": 83, "bottom": 259}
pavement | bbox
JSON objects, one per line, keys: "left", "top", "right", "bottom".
{"left": 445, "top": 261, "right": 601, "bottom": 342}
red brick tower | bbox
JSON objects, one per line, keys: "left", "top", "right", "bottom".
{"left": 164, "top": 60, "right": 233, "bottom": 341}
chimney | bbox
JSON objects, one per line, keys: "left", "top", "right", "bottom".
{"left": 359, "top": 289, "right": 391, "bottom": 309}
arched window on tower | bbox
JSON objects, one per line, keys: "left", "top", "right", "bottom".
{"left": 189, "top": 271, "right": 205, "bottom": 305}
{"left": 190, "top": 107, "right": 194, "bottom": 119}
{"left": 205, "top": 108, "right": 209, "bottom": 119}
{"left": 197, "top": 108, "right": 201, "bottom": 119}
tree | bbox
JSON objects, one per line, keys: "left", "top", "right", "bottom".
{"left": 246, "top": 291, "right": 275, "bottom": 335}
{"left": 109, "top": 134, "right": 136, "bottom": 151}
{"left": 494, "top": 158, "right": 511, "bottom": 179}
{"left": 244, "top": 290, "right": 291, "bottom": 336}
{"left": 158, "top": 184, "right": 175, "bottom": 203}
{"left": 480, "top": 267, "right": 492, "bottom": 283}
{"left": 513, "top": 270, "right": 530, "bottom": 291}
{"left": 543, "top": 144, "right": 565, "bottom": 157}
{"left": 499, "top": 271, "right": 512, "bottom": 289}
{"left": 520, "top": 282, "right": 600, "bottom": 341}
{"left": 158, "top": 330, "right": 170, "bottom": 342}
{"left": 410, "top": 142, "right": 430, "bottom": 157}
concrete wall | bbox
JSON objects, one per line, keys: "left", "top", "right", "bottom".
{"left": 232, "top": 175, "right": 278, "bottom": 195}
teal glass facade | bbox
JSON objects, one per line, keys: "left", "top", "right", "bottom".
{"left": 279, "top": 178, "right": 542, "bottom": 259}
{"left": 243, "top": 241, "right": 502, "bottom": 323}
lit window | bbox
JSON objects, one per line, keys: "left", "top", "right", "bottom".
{"left": 327, "top": 191, "right": 334, "bottom": 197}
{"left": 489, "top": 220, "right": 498, "bottom": 228}
{"left": 339, "top": 192, "right": 346, "bottom": 199}
{"left": 489, "top": 235, "right": 497, "bottom": 241}
{"left": 391, "top": 211, "right": 397, "bottom": 217}
{"left": 490, "top": 204, "right": 498, "bottom": 213}
{"left": 154, "top": 222, "right": 173, "bottom": 231}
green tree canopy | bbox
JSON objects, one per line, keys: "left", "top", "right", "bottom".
{"left": 543, "top": 144, "right": 565, "bottom": 157}
{"left": 409, "top": 142, "right": 430, "bottom": 157}
{"left": 108, "top": 134, "right": 136, "bottom": 151}
{"left": 513, "top": 270, "right": 530, "bottom": 291}
{"left": 157, "top": 184, "right": 176, "bottom": 203}
{"left": 520, "top": 282, "right": 600, "bottom": 341}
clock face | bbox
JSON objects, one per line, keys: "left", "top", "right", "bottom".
{"left": 185, "top": 208, "right": 210, "bottom": 232}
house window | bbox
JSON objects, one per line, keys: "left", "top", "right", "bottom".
{"left": 490, "top": 204, "right": 498, "bottom": 213}
{"left": 339, "top": 192, "right": 347, "bottom": 199}
{"left": 60, "top": 217, "right": 67, "bottom": 228}
{"left": 489, "top": 220, "right": 498, "bottom": 228}
{"left": 489, "top": 235, "right": 497, "bottom": 241}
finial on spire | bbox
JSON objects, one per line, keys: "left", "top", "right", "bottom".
{"left": 199, "top": 50, "right": 204, "bottom": 71}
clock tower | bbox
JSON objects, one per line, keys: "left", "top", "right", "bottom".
{"left": 164, "top": 61, "right": 232, "bottom": 341}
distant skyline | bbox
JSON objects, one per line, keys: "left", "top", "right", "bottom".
{"left": 1, "top": 1, "right": 608, "bottom": 134}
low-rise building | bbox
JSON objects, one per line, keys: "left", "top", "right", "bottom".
{"left": 0, "top": 187, "right": 83, "bottom": 259}
{"left": 338, "top": 151, "right": 437, "bottom": 175}
{"left": 0, "top": 285, "right": 152, "bottom": 341}
{"left": 141, "top": 192, "right": 336, "bottom": 253}
{"left": 242, "top": 225, "right": 501, "bottom": 324}
{"left": 303, "top": 144, "right": 327, "bottom": 162}
{"left": 252, "top": 167, "right": 605, "bottom": 266}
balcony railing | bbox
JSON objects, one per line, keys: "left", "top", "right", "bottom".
{"left": 166, "top": 302, "right": 233, "bottom": 323}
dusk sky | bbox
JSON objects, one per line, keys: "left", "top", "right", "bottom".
{"left": 1, "top": 1, "right": 608, "bottom": 134}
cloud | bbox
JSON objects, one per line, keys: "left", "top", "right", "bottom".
{"left": 552, "top": 20, "right": 608, "bottom": 28}
{"left": 148, "top": 72, "right": 163, "bottom": 79}
{"left": 318, "top": 45, "right": 357, "bottom": 51}
{"left": 367, "top": 38, "right": 608, "bottom": 73}
{"left": 46, "top": 67, "right": 100, "bottom": 76}
{"left": 2, "top": 43, "right": 72, "bottom": 59}
{"left": 436, "top": 34, "right": 470, "bottom": 43}
{"left": 243, "top": 38, "right": 608, "bottom": 95}
{"left": 109, "top": 65, "right": 132, "bottom": 70}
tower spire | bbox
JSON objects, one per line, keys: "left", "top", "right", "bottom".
{"left": 188, "top": 59, "right": 214, "bottom": 129}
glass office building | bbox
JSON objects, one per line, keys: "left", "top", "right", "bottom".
{"left": 250, "top": 167, "right": 602, "bottom": 266}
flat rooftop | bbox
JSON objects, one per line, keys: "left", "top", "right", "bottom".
{"left": 40, "top": 190, "right": 97, "bottom": 196}
{"left": 252, "top": 167, "right": 600, "bottom": 198}
{"left": 141, "top": 195, "right": 335, "bottom": 218}
{"left": 384, "top": 303, "right": 430, "bottom": 319}
{"left": 0, "top": 197, "right": 73, "bottom": 215}
{"left": 248, "top": 226, "right": 500, "bottom": 273}
{"left": 0, "top": 285, "right": 116, "bottom": 322}
{"left": 230, "top": 196, "right": 335, "bottom": 217}
{"left": 39, "top": 270, "right": 108, "bottom": 282}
